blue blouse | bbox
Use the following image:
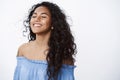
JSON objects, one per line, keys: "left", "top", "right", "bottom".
{"left": 14, "top": 57, "right": 76, "bottom": 80}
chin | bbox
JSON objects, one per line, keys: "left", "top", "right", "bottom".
{"left": 32, "top": 31, "right": 41, "bottom": 34}
{"left": 32, "top": 29, "right": 51, "bottom": 35}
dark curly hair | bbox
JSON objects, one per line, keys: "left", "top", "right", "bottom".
{"left": 23, "top": 1, "right": 76, "bottom": 80}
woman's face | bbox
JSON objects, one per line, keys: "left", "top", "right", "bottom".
{"left": 30, "top": 6, "right": 52, "bottom": 34}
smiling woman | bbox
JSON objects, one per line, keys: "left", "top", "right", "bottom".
{"left": 14, "top": 1, "right": 77, "bottom": 80}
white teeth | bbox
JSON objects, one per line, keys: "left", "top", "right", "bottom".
{"left": 34, "top": 24, "right": 41, "bottom": 27}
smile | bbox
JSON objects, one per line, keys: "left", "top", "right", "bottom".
{"left": 33, "top": 23, "right": 42, "bottom": 27}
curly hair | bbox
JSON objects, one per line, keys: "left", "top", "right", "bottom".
{"left": 23, "top": 1, "right": 76, "bottom": 80}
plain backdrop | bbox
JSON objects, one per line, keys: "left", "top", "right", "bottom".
{"left": 0, "top": 0, "right": 120, "bottom": 80}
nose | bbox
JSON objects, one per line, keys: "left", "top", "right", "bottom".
{"left": 35, "top": 16, "right": 41, "bottom": 22}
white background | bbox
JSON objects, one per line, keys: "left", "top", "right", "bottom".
{"left": 0, "top": 0, "right": 120, "bottom": 80}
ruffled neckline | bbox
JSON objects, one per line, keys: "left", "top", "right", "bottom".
{"left": 17, "top": 56, "right": 76, "bottom": 68}
{"left": 17, "top": 56, "right": 47, "bottom": 64}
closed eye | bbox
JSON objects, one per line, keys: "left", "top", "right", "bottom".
{"left": 32, "top": 16, "right": 37, "bottom": 18}
{"left": 41, "top": 16, "right": 47, "bottom": 18}
{"left": 32, "top": 13, "right": 37, "bottom": 18}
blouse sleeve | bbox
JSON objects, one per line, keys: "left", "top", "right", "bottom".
{"left": 13, "top": 57, "right": 22, "bottom": 80}
{"left": 58, "top": 64, "right": 76, "bottom": 80}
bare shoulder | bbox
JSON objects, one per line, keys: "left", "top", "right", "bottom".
{"left": 17, "top": 42, "right": 29, "bottom": 57}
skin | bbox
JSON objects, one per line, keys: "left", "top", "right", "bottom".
{"left": 17, "top": 6, "right": 52, "bottom": 60}
{"left": 30, "top": 6, "right": 52, "bottom": 35}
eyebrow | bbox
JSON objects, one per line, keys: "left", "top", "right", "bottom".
{"left": 33, "top": 12, "right": 49, "bottom": 16}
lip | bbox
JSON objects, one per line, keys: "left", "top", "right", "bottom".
{"left": 33, "top": 22, "right": 42, "bottom": 27}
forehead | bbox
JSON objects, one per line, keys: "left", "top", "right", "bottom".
{"left": 34, "top": 6, "right": 51, "bottom": 15}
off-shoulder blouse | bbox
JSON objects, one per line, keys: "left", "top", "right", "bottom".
{"left": 14, "top": 57, "right": 76, "bottom": 80}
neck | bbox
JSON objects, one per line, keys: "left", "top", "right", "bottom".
{"left": 35, "top": 32, "right": 51, "bottom": 48}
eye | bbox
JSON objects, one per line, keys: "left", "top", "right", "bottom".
{"left": 41, "top": 16, "right": 47, "bottom": 18}
{"left": 32, "top": 15, "right": 37, "bottom": 18}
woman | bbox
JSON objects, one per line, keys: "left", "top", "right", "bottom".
{"left": 14, "top": 1, "right": 76, "bottom": 80}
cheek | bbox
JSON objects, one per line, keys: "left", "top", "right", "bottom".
{"left": 30, "top": 20, "right": 33, "bottom": 26}
{"left": 47, "top": 19, "right": 52, "bottom": 26}
{"left": 43, "top": 20, "right": 51, "bottom": 26}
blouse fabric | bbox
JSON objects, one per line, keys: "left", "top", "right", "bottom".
{"left": 14, "top": 57, "right": 76, "bottom": 80}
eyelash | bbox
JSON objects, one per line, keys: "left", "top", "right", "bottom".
{"left": 41, "top": 16, "right": 47, "bottom": 18}
{"left": 32, "top": 16, "right": 36, "bottom": 18}
{"left": 32, "top": 16, "right": 47, "bottom": 18}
